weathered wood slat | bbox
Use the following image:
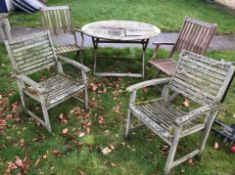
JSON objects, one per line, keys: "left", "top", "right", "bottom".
{"left": 5, "top": 30, "right": 90, "bottom": 133}
{"left": 149, "top": 16, "right": 217, "bottom": 76}
{"left": 125, "top": 50, "right": 235, "bottom": 175}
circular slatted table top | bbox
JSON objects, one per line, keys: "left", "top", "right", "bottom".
{"left": 81, "top": 20, "right": 161, "bottom": 41}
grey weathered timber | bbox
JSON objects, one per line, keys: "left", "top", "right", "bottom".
{"left": 149, "top": 16, "right": 217, "bottom": 76}
{"left": 82, "top": 20, "right": 161, "bottom": 78}
{"left": 0, "top": 14, "right": 12, "bottom": 41}
{"left": 41, "top": 6, "right": 84, "bottom": 55}
{"left": 125, "top": 50, "right": 235, "bottom": 175}
{"left": 4, "top": 30, "right": 90, "bottom": 132}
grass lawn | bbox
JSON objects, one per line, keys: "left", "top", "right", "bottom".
{"left": 8, "top": 0, "right": 235, "bottom": 34}
{"left": 0, "top": 44, "right": 235, "bottom": 174}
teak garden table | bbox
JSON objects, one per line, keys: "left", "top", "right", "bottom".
{"left": 81, "top": 20, "right": 160, "bottom": 78}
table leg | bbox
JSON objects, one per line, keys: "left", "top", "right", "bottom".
{"left": 92, "top": 38, "right": 149, "bottom": 78}
{"left": 92, "top": 37, "right": 98, "bottom": 75}
{"left": 141, "top": 39, "right": 149, "bottom": 79}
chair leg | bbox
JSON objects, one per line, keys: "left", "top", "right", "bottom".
{"left": 84, "top": 87, "right": 89, "bottom": 111}
{"left": 125, "top": 91, "right": 137, "bottom": 139}
{"left": 16, "top": 81, "right": 26, "bottom": 109}
{"left": 197, "top": 110, "right": 218, "bottom": 158}
{"left": 125, "top": 108, "right": 132, "bottom": 139}
{"left": 164, "top": 127, "right": 182, "bottom": 175}
{"left": 40, "top": 97, "right": 51, "bottom": 133}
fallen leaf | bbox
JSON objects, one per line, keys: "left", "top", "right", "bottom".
{"left": 42, "top": 154, "right": 47, "bottom": 160}
{"left": 15, "top": 156, "right": 24, "bottom": 168}
{"left": 113, "top": 105, "right": 120, "bottom": 113}
{"left": 88, "top": 98, "right": 97, "bottom": 108}
{"left": 86, "top": 127, "right": 91, "bottom": 134}
{"left": 71, "top": 107, "right": 82, "bottom": 116}
{"left": 183, "top": 98, "right": 190, "bottom": 107}
{"left": 112, "top": 90, "right": 119, "bottom": 98}
{"left": 11, "top": 102, "right": 19, "bottom": 113}
{"left": 143, "top": 87, "right": 148, "bottom": 92}
{"left": 58, "top": 113, "right": 68, "bottom": 125}
{"left": 111, "top": 163, "right": 116, "bottom": 167}
{"left": 101, "top": 147, "right": 112, "bottom": 155}
{"left": 53, "top": 150, "right": 63, "bottom": 157}
{"left": 62, "top": 128, "right": 69, "bottom": 135}
{"left": 79, "top": 170, "right": 85, "bottom": 175}
{"left": 35, "top": 157, "right": 41, "bottom": 167}
{"left": 188, "top": 159, "right": 194, "bottom": 166}
{"left": 89, "top": 83, "right": 98, "bottom": 92}
{"left": 109, "top": 144, "right": 115, "bottom": 150}
{"left": 214, "top": 142, "right": 219, "bottom": 149}
{"left": 79, "top": 132, "right": 86, "bottom": 137}
{"left": 160, "top": 145, "right": 169, "bottom": 153}
{"left": 98, "top": 116, "right": 105, "bottom": 125}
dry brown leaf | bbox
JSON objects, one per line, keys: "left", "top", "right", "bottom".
{"left": 15, "top": 156, "right": 24, "bottom": 168}
{"left": 183, "top": 98, "right": 190, "bottom": 107}
{"left": 35, "top": 157, "right": 41, "bottom": 167}
{"left": 188, "top": 159, "right": 194, "bottom": 166}
{"left": 62, "top": 128, "right": 69, "bottom": 135}
{"left": 101, "top": 147, "right": 112, "bottom": 155}
{"left": 58, "top": 113, "right": 68, "bottom": 125}
{"left": 112, "top": 90, "right": 119, "bottom": 98}
{"left": 79, "top": 170, "right": 85, "bottom": 175}
{"left": 89, "top": 83, "right": 98, "bottom": 92}
{"left": 111, "top": 163, "right": 116, "bottom": 167}
{"left": 86, "top": 127, "right": 91, "bottom": 134}
{"left": 98, "top": 116, "right": 105, "bottom": 125}
{"left": 79, "top": 132, "right": 86, "bottom": 138}
{"left": 214, "top": 142, "right": 219, "bottom": 149}
{"left": 109, "top": 144, "right": 115, "bottom": 150}
{"left": 113, "top": 105, "right": 120, "bottom": 113}
{"left": 11, "top": 102, "right": 19, "bottom": 113}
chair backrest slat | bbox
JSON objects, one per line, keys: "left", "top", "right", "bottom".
{"left": 5, "top": 31, "right": 57, "bottom": 75}
{"left": 169, "top": 50, "right": 235, "bottom": 105}
{"left": 41, "top": 6, "right": 72, "bottom": 35}
{"left": 0, "top": 16, "right": 12, "bottom": 41}
{"left": 170, "top": 17, "right": 216, "bottom": 57}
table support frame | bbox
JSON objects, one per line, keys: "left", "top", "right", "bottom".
{"left": 92, "top": 37, "right": 149, "bottom": 78}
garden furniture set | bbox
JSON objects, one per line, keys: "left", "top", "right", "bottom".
{"left": 1, "top": 5, "right": 235, "bottom": 175}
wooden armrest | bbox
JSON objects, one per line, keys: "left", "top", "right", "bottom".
{"left": 126, "top": 78, "right": 171, "bottom": 92}
{"left": 57, "top": 56, "right": 90, "bottom": 73}
{"left": 73, "top": 28, "right": 83, "bottom": 33}
{"left": 16, "top": 74, "right": 45, "bottom": 93}
{"left": 152, "top": 42, "right": 175, "bottom": 46}
{"left": 175, "top": 103, "right": 221, "bottom": 126}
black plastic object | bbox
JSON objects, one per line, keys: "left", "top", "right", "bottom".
{"left": 212, "top": 120, "right": 235, "bottom": 145}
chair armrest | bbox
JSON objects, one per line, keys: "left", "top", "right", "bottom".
{"left": 152, "top": 42, "right": 175, "bottom": 46}
{"left": 57, "top": 56, "right": 90, "bottom": 73}
{"left": 16, "top": 74, "right": 45, "bottom": 93}
{"left": 126, "top": 78, "right": 171, "bottom": 92}
{"left": 73, "top": 28, "right": 83, "bottom": 33}
{"left": 175, "top": 103, "right": 221, "bottom": 126}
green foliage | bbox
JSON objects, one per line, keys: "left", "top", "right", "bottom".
{"left": 8, "top": 0, "right": 235, "bottom": 34}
